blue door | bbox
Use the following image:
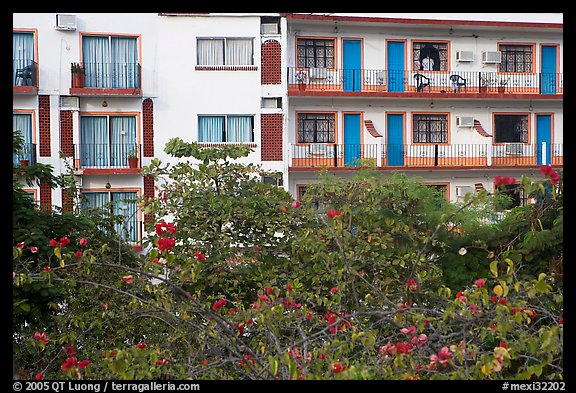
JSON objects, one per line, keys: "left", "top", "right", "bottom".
{"left": 536, "top": 115, "right": 552, "bottom": 165}
{"left": 343, "top": 39, "right": 361, "bottom": 92}
{"left": 387, "top": 113, "right": 404, "bottom": 166}
{"left": 541, "top": 46, "right": 557, "bottom": 94}
{"left": 387, "top": 41, "right": 405, "bottom": 92}
{"left": 344, "top": 113, "right": 361, "bottom": 166}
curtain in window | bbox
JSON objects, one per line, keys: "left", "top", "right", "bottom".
{"left": 198, "top": 116, "right": 225, "bottom": 142}
{"left": 13, "top": 114, "right": 33, "bottom": 164}
{"left": 197, "top": 39, "right": 224, "bottom": 65}
{"left": 226, "top": 39, "right": 253, "bottom": 65}
{"left": 81, "top": 192, "right": 111, "bottom": 237}
{"left": 110, "top": 116, "right": 137, "bottom": 166}
{"left": 81, "top": 116, "right": 109, "bottom": 167}
{"left": 111, "top": 37, "right": 138, "bottom": 88}
{"left": 13, "top": 32, "right": 34, "bottom": 84}
{"left": 112, "top": 192, "right": 138, "bottom": 242}
{"left": 227, "top": 116, "right": 253, "bottom": 142}
{"left": 83, "top": 36, "right": 110, "bottom": 87}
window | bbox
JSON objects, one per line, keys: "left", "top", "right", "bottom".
{"left": 198, "top": 115, "right": 254, "bottom": 142}
{"left": 80, "top": 115, "right": 137, "bottom": 167}
{"left": 82, "top": 35, "right": 139, "bottom": 88}
{"left": 262, "top": 174, "right": 283, "bottom": 187}
{"left": 297, "top": 113, "right": 336, "bottom": 143}
{"left": 493, "top": 114, "right": 529, "bottom": 143}
{"left": 499, "top": 44, "right": 533, "bottom": 73}
{"left": 413, "top": 42, "right": 448, "bottom": 71}
{"left": 297, "top": 38, "right": 335, "bottom": 68}
{"left": 13, "top": 114, "right": 33, "bottom": 164}
{"left": 82, "top": 191, "right": 139, "bottom": 242}
{"left": 13, "top": 32, "right": 35, "bottom": 86}
{"left": 197, "top": 38, "right": 254, "bottom": 66}
{"left": 499, "top": 184, "right": 528, "bottom": 209}
{"left": 297, "top": 185, "right": 320, "bottom": 210}
{"left": 412, "top": 114, "right": 448, "bottom": 143}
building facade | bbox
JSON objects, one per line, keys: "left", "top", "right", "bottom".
{"left": 13, "top": 13, "right": 563, "bottom": 246}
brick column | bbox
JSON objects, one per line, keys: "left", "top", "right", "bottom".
{"left": 261, "top": 40, "right": 281, "bottom": 85}
{"left": 261, "top": 114, "right": 283, "bottom": 161}
{"left": 143, "top": 98, "right": 154, "bottom": 157}
{"left": 38, "top": 95, "right": 51, "bottom": 157}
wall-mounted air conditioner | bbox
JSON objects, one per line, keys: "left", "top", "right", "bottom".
{"left": 308, "top": 67, "right": 327, "bottom": 79}
{"left": 60, "top": 96, "right": 79, "bottom": 111}
{"left": 455, "top": 51, "right": 474, "bottom": 62}
{"left": 456, "top": 116, "right": 475, "bottom": 127}
{"left": 482, "top": 51, "right": 502, "bottom": 64}
{"left": 456, "top": 186, "right": 474, "bottom": 197}
{"left": 505, "top": 143, "right": 524, "bottom": 155}
{"left": 260, "top": 23, "right": 279, "bottom": 34}
{"left": 55, "top": 14, "right": 77, "bottom": 31}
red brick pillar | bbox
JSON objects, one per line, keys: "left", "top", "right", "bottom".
{"left": 261, "top": 114, "right": 283, "bottom": 161}
{"left": 38, "top": 95, "right": 51, "bottom": 157}
{"left": 261, "top": 40, "right": 281, "bottom": 85}
{"left": 143, "top": 98, "right": 154, "bottom": 157}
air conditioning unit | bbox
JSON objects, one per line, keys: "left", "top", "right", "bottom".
{"left": 456, "top": 186, "right": 474, "bottom": 198}
{"left": 260, "top": 23, "right": 279, "bottom": 34}
{"left": 308, "top": 67, "right": 327, "bottom": 79}
{"left": 456, "top": 51, "right": 474, "bottom": 62}
{"left": 55, "top": 14, "right": 77, "bottom": 31}
{"left": 482, "top": 51, "right": 502, "bottom": 64}
{"left": 505, "top": 143, "right": 524, "bottom": 155}
{"left": 60, "top": 96, "right": 79, "bottom": 110}
{"left": 456, "top": 116, "right": 475, "bottom": 127}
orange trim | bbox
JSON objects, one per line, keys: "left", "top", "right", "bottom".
{"left": 497, "top": 42, "right": 536, "bottom": 73}
{"left": 385, "top": 39, "right": 408, "bottom": 91}
{"left": 13, "top": 109, "right": 37, "bottom": 144}
{"left": 341, "top": 37, "right": 364, "bottom": 86}
{"left": 492, "top": 112, "right": 532, "bottom": 145}
{"left": 410, "top": 112, "right": 451, "bottom": 144}
{"left": 13, "top": 28, "right": 39, "bottom": 64}
{"left": 295, "top": 36, "right": 338, "bottom": 71}
{"left": 294, "top": 111, "right": 338, "bottom": 146}
{"left": 283, "top": 14, "right": 562, "bottom": 30}
{"left": 425, "top": 182, "right": 450, "bottom": 201}
{"left": 23, "top": 188, "right": 39, "bottom": 205}
{"left": 79, "top": 32, "right": 142, "bottom": 77}
{"left": 342, "top": 111, "right": 364, "bottom": 146}
{"left": 539, "top": 43, "right": 561, "bottom": 92}
{"left": 385, "top": 111, "right": 406, "bottom": 147}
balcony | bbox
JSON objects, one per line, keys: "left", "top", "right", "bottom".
{"left": 288, "top": 68, "right": 563, "bottom": 97}
{"left": 13, "top": 143, "right": 37, "bottom": 166}
{"left": 70, "top": 62, "right": 142, "bottom": 96}
{"left": 289, "top": 143, "right": 563, "bottom": 169}
{"left": 73, "top": 143, "right": 141, "bottom": 174}
{"left": 13, "top": 60, "right": 38, "bottom": 94}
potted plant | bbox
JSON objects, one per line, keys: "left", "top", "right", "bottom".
{"left": 19, "top": 159, "right": 29, "bottom": 167}
{"left": 71, "top": 62, "right": 85, "bottom": 88}
{"left": 295, "top": 70, "right": 308, "bottom": 91}
{"left": 479, "top": 73, "right": 494, "bottom": 93}
{"left": 497, "top": 76, "right": 510, "bottom": 93}
{"left": 127, "top": 149, "right": 138, "bottom": 168}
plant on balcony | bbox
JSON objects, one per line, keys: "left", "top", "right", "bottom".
{"left": 295, "top": 70, "right": 308, "bottom": 91}
{"left": 127, "top": 149, "right": 138, "bottom": 168}
{"left": 498, "top": 76, "right": 510, "bottom": 93}
{"left": 71, "top": 63, "right": 85, "bottom": 88}
{"left": 479, "top": 73, "right": 495, "bottom": 92}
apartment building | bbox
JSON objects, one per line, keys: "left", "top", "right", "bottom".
{"left": 13, "top": 13, "right": 563, "bottom": 246}
{"left": 284, "top": 13, "right": 563, "bottom": 205}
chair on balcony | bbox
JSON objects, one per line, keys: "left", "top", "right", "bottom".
{"left": 450, "top": 74, "right": 467, "bottom": 92}
{"left": 15, "top": 65, "right": 33, "bottom": 86}
{"left": 414, "top": 73, "right": 431, "bottom": 92}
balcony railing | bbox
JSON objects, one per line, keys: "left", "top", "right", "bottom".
{"left": 289, "top": 143, "right": 563, "bottom": 168}
{"left": 13, "top": 143, "right": 37, "bottom": 166}
{"left": 71, "top": 62, "right": 141, "bottom": 89}
{"left": 74, "top": 143, "right": 140, "bottom": 168}
{"left": 288, "top": 68, "right": 563, "bottom": 95}
{"left": 13, "top": 59, "right": 38, "bottom": 88}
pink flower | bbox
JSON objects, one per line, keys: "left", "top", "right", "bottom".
{"left": 291, "top": 201, "right": 301, "bottom": 208}
{"left": 474, "top": 278, "right": 485, "bottom": 288}
{"left": 79, "top": 238, "right": 88, "bottom": 247}
{"left": 29, "top": 246, "right": 38, "bottom": 253}
{"left": 34, "top": 373, "right": 44, "bottom": 380}
{"left": 34, "top": 331, "right": 49, "bottom": 345}
{"left": 17, "top": 242, "right": 25, "bottom": 249}
{"left": 156, "top": 359, "right": 169, "bottom": 366}
{"left": 265, "top": 287, "right": 273, "bottom": 295}
{"left": 400, "top": 325, "right": 417, "bottom": 335}
{"left": 404, "top": 278, "right": 419, "bottom": 291}
{"left": 330, "top": 287, "right": 338, "bottom": 295}
{"left": 122, "top": 275, "right": 134, "bottom": 284}
{"left": 379, "top": 342, "right": 397, "bottom": 358}
{"left": 136, "top": 341, "right": 147, "bottom": 349}
{"left": 65, "top": 345, "right": 76, "bottom": 356}
{"left": 326, "top": 209, "right": 341, "bottom": 219}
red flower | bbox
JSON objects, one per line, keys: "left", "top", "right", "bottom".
{"left": 34, "top": 373, "right": 44, "bottom": 380}
{"left": 286, "top": 283, "right": 293, "bottom": 292}
{"left": 326, "top": 209, "right": 341, "bottom": 219}
{"left": 499, "top": 298, "right": 507, "bottom": 305}
{"left": 79, "top": 238, "right": 88, "bottom": 247}
{"left": 202, "top": 359, "right": 209, "bottom": 365}
{"left": 122, "top": 275, "right": 134, "bottom": 284}
{"left": 211, "top": 298, "right": 227, "bottom": 311}
{"left": 43, "top": 266, "right": 51, "bottom": 273}
{"left": 488, "top": 324, "right": 497, "bottom": 330}
{"left": 490, "top": 296, "right": 498, "bottom": 303}
{"left": 280, "top": 206, "right": 287, "bottom": 214}
{"left": 29, "top": 246, "right": 38, "bottom": 253}
{"left": 404, "top": 278, "right": 419, "bottom": 291}
{"left": 136, "top": 341, "right": 147, "bottom": 349}
{"left": 194, "top": 250, "right": 206, "bottom": 261}
{"left": 291, "top": 201, "right": 301, "bottom": 208}
{"left": 74, "top": 250, "right": 83, "bottom": 259}
{"left": 60, "top": 357, "right": 78, "bottom": 371}
{"left": 494, "top": 176, "right": 516, "bottom": 187}
{"left": 265, "top": 287, "right": 273, "bottom": 295}
{"left": 49, "top": 239, "right": 59, "bottom": 247}
{"left": 158, "top": 237, "right": 176, "bottom": 253}
{"left": 330, "top": 287, "right": 338, "bottom": 295}
{"left": 65, "top": 345, "right": 76, "bottom": 356}
{"left": 17, "top": 242, "right": 25, "bottom": 249}
{"left": 474, "top": 278, "right": 485, "bottom": 288}
{"left": 258, "top": 294, "right": 270, "bottom": 303}
{"left": 332, "top": 362, "right": 348, "bottom": 374}
{"left": 34, "top": 331, "right": 49, "bottom": 345}
{"left": 499, "top": 341, "right": 508, "bottom": 349}
{"left": 540, "top": 164, "right": 555, "bottom": 177}
{"left": 156, "top": 359, "right": 169, "bottom": 365}
{"left": 155, "top": 220, "right": 177, "bottom": 237}
{"left": 77, "top": 360, "right": 90, "bottom": 368}
{"left": 549, "top": 172, "right": 560, "bottom": 184}
{"left": 395, "top": 341, "right": 414, "bottom": 354}
{"left": 400, "top": 325, "right": 417, "bottom": 335}
{"left": 59, "top": 237, "right": 71, "bottom": 247}
{"left": 512, "top": 307, "right": 522, "bottom": 315}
